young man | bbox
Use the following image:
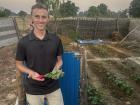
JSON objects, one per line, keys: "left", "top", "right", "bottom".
{"left": 16, "top": 3, "right": 64, "bottom": 105}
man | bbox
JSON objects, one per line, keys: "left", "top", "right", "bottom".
{"left": 16, "top": 3, "right": 64, "bottom": 105}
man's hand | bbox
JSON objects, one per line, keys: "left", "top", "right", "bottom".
{"left": 28, "top": 70, "right": 45, "bottom": 81}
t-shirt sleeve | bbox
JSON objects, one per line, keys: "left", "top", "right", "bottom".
{"left": 16, "top": 41, "right": 26, "bottom": 61}
{"left": 56, "top": 39, "right": 63, "bottom": 56}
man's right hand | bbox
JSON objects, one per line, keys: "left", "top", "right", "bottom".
{"left": 28, "top": 70, "right": 45, "bottom": 81}
{"left": 16, "top": 61, "right": 45, "bottom": 81}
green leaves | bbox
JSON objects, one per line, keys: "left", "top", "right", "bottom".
{"left": 132, "top": 74, "right": 140, "bottom": 84}
{"left": 106, "top": 72, "right": 134, "bottom": 96}
{"left": 59, "top": 1, "right": 79, "bottom": 17}
{"left": 44, "top": 69, "right": 64, "bottom": 79}
{"left": 129, "top": 0, "right": 140, "bottom": 17}
{"left": 87, "top": 85, "right": 106, "bottom": 105}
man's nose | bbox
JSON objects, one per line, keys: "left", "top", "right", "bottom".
{"left": 38, "top": 18, "right": 44, "bottom": 22}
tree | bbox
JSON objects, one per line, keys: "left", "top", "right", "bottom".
{"left": 87, "top": 6, "right": 99, "bottom": 17}
{"left": 117, "top": 9, "right": 128, "bottom": 18}
{"left": 129, "top": 0, "right": 140, "bottom": 17}
{"left": 78, "top": 11, "right": 88, "bottom": 17}
{"left": 107, "top": 10, "right": 118, "bottom": 18}
{"left": 0, "top": 7, "right": 11, "bottom": 17}
{"left": 51, "top": 0, "right": 61, "bottom": 18}
{"left": 59, "top": 1, "right": 79, "bottom": 17}
{"left": 18, "top": 11, "right": 27, "bottom": 17}
{"left": 41, "top": 0, "right": 52, "bottom": 11}
{"left": 97, "top": 3, "right": 108, "bottom": 16}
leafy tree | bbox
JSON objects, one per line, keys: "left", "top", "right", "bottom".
{"left": 4, "top": 9, "right": 11, "bottom": 16}
{"left": 59, "top": 1, "right": 79, "bottom": 17}
{"left": 97, "top": 3, "right": 108, "bottom": 16}
{"left": 51, "top": 0, "right": 61, "bottom": 18}
{"left": 36, "top": 0, "right": 54, "bottom": 8}
{"left": 117, "top": 9, "right": 128, "bottom": 18}
{"left": 18, "top": 11, "right": 27, "bottom": 17}
{"left": 78, "top": 11, "right": 88, "bottom": 17}
{"left": 87, "top": 6, "right": 99, "bottom": 17}
{"left": 107, "top": 10, "right": 118, "bottom": 18}
{"left": 0, "top": 7, "right": 11, "bottom": 17}
{"left": 129, "top": 0, "right": 140, "bottom": 17}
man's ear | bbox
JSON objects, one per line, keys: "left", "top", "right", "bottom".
{"left": 28, "top": 17, "right": 33, "bottom": 30}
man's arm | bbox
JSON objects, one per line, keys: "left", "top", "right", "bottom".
{"left": 54, "top": 56, "right": 63, "bottom": 70}
{"left": 16, "top": 60, "right": 44, "bottom": 81}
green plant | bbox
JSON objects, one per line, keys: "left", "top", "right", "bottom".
{"left": 132, "top": 74, "right": 140, "bottom": 84}
{"left": 38, "top": 69, "right": 64, "bottom": 79}
{"left": 87, "top": 84, "right": 106, "bottom": 105}
{"left": 92, "top": 45, "right": 108, "bottom": 57}
{"left": 106, "top": 72, "right": 134, "bottom": 96}
{"left": 69, "top": 31, "right": 80, "bottom": 41}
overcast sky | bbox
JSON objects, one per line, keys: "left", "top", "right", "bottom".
{"left": 0, "top": 0, "right": 132, "bottom": 13}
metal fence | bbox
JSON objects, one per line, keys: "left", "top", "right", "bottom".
{"left": 14, "top": 17, "right": 130, "bottom": 40}
{"left": 49, "top": 17, "right": 130, "bottom": 39}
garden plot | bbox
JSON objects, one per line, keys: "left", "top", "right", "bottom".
{"left": 86, "top": 44, "right": 140, "bottom": 105}
{"left": 0, "top": 34, "right": 140, "bottom": 105}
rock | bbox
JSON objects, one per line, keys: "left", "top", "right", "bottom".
{"left": 12, "top": 79, "right": 16, "bottom": 82}
{"left": 125, "top": 101, "right": 131, "bottom": 105}
{"left": 7, "top": 93, "right": 16, "bottom": 100}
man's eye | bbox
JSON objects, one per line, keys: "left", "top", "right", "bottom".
{"left": 34, "top": 15, "right": 40, "bottom": 18}
{"left": 42, "top": 16, "right": 47, "bottom": 19}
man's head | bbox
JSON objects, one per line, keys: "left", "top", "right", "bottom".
{"left": 31, "top": 3, "right": 49, "bottom": 31}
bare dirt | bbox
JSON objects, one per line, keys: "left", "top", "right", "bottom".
{"left": 0, "top": 44, "right": 17, "bottom": 105}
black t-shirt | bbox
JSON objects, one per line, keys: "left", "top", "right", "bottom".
{"left": 16, "top": 31, "right": 63, "bottom": 95}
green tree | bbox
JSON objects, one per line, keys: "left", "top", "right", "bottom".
{"left": 117, "top": 9, "right": 128, "bottom": 18}
{"left": 78, "top": 11, "right": 88, "bottom": 17}
{"left": 18, "top": 11, "right": 27, "bottom": 17}
{"left": 51, "top": 0, "right": 61, "bottom": 18}
{"left": 59, "top": 1, "right": 79, "bottom": 17}
{"left": 0, "top": 7, "right": 11, "bottom": 17}
{"left": 107, "top": 10, "right": 118, "bottom": 18}
{"left": 87, "top": 6, "right": 99, "bottom": 17}
{"left": 97, "top": 3, "right": 108, "bottom": 16}
{"left": 129, "top": 0, "right": 140, "bottom": 17}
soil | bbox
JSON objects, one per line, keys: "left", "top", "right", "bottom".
{"left": 0, "top": 44, "right": 17, "bottom": 105}
{"left": 86, "top": 43, "right": 140, "bottom": 105}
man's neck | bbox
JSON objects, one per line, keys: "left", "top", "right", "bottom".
{"left": 34, "top": 29, "right": 46, "bottom": 40}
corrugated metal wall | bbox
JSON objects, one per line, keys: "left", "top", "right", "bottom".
{"left": 60, "top": 52, "right": 80, "bottom": 105}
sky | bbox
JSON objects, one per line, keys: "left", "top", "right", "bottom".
{"left": 0, "top": 0, "right": 132, "bottom": 13}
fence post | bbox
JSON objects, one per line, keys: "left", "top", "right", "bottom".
{"left": 116, "top": 17, "right": 120, "bottom": 32}
{"left": 95, "top": 17, "right": 99, "bottom": 37}
{"left": 76, "top": 17, "right": 79, "bottom": 33}
{"left": 14, "top": 17, "right": 26, "bottom": 105}
{"left": 80, "top": 47, "right": 88, "bottom": 105}
{"left": 16, "top": 70, "right": 26, "bottom": 105}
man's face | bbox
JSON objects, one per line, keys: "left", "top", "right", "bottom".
{"left": 31, "top": 8, "right": 49, "bottom": 31}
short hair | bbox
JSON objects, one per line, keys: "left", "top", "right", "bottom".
{"left": 31, "top": 3, "right": 48, "bottom": 15}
